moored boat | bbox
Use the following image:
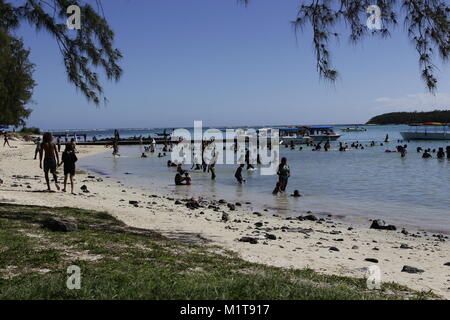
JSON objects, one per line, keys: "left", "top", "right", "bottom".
{"left": 400, "top": 123, "right": 450, "bottom": 140}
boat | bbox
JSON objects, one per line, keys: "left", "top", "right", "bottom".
{"left": 340, "top": 126, "right": 367, "bottom": 132}
{"left": 275, "top": 127, "right": 312, "bottom": 145}
{"left": 302, "top": 126, "right": 341, "bottom": 142}
{"left": 400, "top": 123, "right": 450, "bottom": 140}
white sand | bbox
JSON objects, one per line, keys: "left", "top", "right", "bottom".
{"left": 1, "top": 140, "right": 449, "bottom": 298}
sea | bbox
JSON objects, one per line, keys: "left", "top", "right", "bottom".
{"left": 60, "top": 125, "right": 450, "bottom": 234}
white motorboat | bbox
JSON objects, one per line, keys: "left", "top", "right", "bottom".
{"left": 400, "top": 123, "right": 450, "bottom": 140}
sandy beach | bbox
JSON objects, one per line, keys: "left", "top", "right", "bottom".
{"left": 1, "top": 140, "right": 449, "bottom": 298}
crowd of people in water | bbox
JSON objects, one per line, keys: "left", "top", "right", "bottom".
{"left": 3, "top": 128, "right": 450, "bottom": 196}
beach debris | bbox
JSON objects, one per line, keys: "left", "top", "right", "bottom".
{"left": 365, "top": 258, "right": 379, "bottom": 263}
{"left": 370, "top": 219, "right": 396, "bottom": 231}
{"left": 238, "top": 237, "right": 258, "bottom": 244}
{"left": 221, "top": 212, "right": 229, "bottom": 222}
{"left": 401, "top": 265, "right": 424, "bottom": 274}
{"left": 41, "top": 216, "right": 77, "bottom": 232}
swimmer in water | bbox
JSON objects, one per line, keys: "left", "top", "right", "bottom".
{"left": 234, "top": 164, "right": 245, "bottom": 184}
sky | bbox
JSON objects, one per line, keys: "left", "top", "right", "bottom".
{"left": 12, "top": 0, "right": 450, "bottom": 130}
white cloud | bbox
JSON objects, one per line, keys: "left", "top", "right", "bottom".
{"left": 373, "top": 93, "right": 450, "bottom": 112}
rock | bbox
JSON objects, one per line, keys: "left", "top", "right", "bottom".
{"left": 304, "top": 214, "right": 318, "bottom": 221}
{"left": 370, "top": 219, "right": 396, "bottom": 231}
{"left": 221, "top": 212, "right": 229, "bottom": 222}
{"left": 444, "top": 262, "right": 450, "bottom": 266}
{"left": 239, "top": 237, "right": 258, "bottom": 244}
{"left": 41, "top": 217, "right": 77, "bottom": 232}
{"left": 218, "top": 199, "right": 227, "bottom": 204}
{"left": 80, "top": 185, "right": 88, "bottom": 191}
{"left": 254, "top": 222, "right": 263, "bottom": 228}
{"left": 265, "top": 233, "right": 277, "bottom": 240}
{"left": 227, "top": 203, "right": 236, "bottom": 211}
{"left": 400, "top": 243, "right": 413, "bottom": 249}
{"left": 365, "top": 258, "right": 379, "bottom": 263}
{"left": 87, "top": 175, "right": 95, "bottom": 179}
{"left": 401, "top": 229, "right": 409, "bottom": 235}
{"left": 235, "top": 202, "right": 242, "bottom": 206}
{"left": 175, "top": 200, "right": 182, "bottom": 205}
{"left": 129, "top": 200, "right": 139, "bottom": 205}
{"left": 352, "top": 245, "right": 359, "bottom": 250}
{"left": 253, "top": 212, "right": 262, "bottom": 217}
{"left": 401, "top": 265, "right": 424, "bottom": 274}
{"left": 0, "top": 179, "right": 3, "bottom": 184}
{"left": 329, "top": 246, "right": 339, "bottom": 252}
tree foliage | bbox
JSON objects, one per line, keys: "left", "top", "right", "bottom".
{"left": 0, "top": 0, "right": 123, "bottom": 105}
{"left": 0, "top": 30, "right": 35, "bottom": 127}
{"left": 367, "top": 109, "right": 450, "bottom": 124}
{"left": 242, "top": 0, "right": 449, "bottom": 91}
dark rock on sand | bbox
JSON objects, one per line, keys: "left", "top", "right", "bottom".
{"left": 329, "top": 246, "right": 339, "bottom": 252}
{"left": 370, "top": 219, "right": 396, "bottom": 231}
{"left": 266, "top": 233, "right": 277, "bottom": 240}
{"left": 129, "top": 200, "right": 139, "bottom": 205}
{"left": 175, "top": 200, "right": 182, "bottom": 205}
{"left": 235, "top": 202, "right": 242, "bottom": 206}
{"left": 222, "top": 212, "right": 229, "bottom": 222}
{"left": 41, "top": 217, "right": 77, "bottom": 232}
{"left": 352, "top": 245, "right": 359, "bottom": 250}
{"left": 253, "top": 212, "right": 262, "bottom": 217}
{"left": 254, "top": 222, "right": 263, "bottom": 228}
{"left": 239, "top": 237, "right": 258, "bottom": 244}
{"left": 218, "top": 199, "right": 227, "bottom": 204}
{"left": 304, "top": 214, "right": 318, "bottom": 221}
{"left": 365, "top": 258, "right": 379, "bottom": 263}
{"left": 400, "top": 243, "right": 413, "bottom": 249}
{"left": 444, "top": 262, "right": 450, "bottom": 266}
{"left": 227, "top": 203, "right": 236, "bottom": 211}
{"left": 401, "top": 265, "right": 424, "bottom": 274}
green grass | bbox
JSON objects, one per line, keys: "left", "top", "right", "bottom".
{"left": 0, "top": 203, "right": 438, "bottom": 300}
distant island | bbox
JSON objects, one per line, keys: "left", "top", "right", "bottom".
{"left": 367, "top": 110, "right": 450, "bottom": 125}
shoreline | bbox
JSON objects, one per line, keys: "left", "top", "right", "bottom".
{"left": 1, "top": 140, "right": 449, "bottom": 298}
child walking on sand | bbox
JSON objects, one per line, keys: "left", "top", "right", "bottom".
{"left": 59, "top": 143, "right": 78, "bottom": 194}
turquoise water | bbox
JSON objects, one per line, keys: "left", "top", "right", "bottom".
{"left": 79, "top": 125, "right": 450, "bottom": 233}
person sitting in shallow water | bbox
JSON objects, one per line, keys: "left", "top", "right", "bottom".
{"left": 175, "top": 171, "right": 191, "bottom": 185}
{"left": 141, "top": 153, "right": 147, "bottom": 158}
{"left": 437, "top": 147, "right": 445, "bottom": 159}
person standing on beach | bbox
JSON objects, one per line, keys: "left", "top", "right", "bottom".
{"left": 39, "top": 132, "right": 60, "bottom": 191}
{"left": 3, "top": 133, "right": 11, "bottom": 147}
{"left": 34, "top": 138, "right": 41, "bottom": 159}
{"left": 446, "top": 146, "right": 450, "bottom": 159}
{"left": 59, "top": 143, "right": 78, "bottom": 194}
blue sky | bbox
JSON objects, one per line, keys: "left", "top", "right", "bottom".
{"left": 14, "top": 0, "right": 450, "bottom": 130}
